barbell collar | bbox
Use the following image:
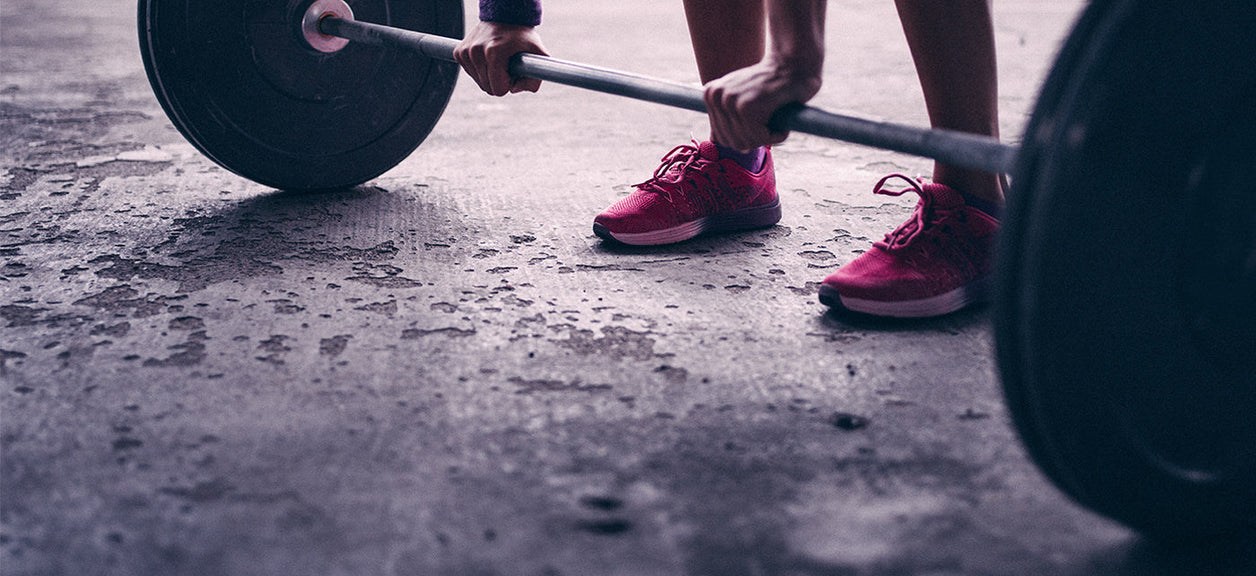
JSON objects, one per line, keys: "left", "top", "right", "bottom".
{"left": 319, "top": 16, "right": 1018, "bottom": 175}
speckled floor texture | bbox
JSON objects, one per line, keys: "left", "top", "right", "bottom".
{"left": 3, "top": 1, "right": 1252, "bottom": 575}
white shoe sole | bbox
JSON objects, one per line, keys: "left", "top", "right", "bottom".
{"left": 819, "top": 276, "right": 990, "bottom": 318}
{"left": 594, "top": 199, "right": 781, "bottom": 246}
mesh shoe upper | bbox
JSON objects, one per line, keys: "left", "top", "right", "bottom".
{"left": 824, "top": 174, "right": 1000, "bottom": 303}
{"left": 594, "top": 141, "right": 777, "bottom": 236}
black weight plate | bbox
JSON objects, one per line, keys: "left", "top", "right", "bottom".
{"left": 139, "top": 0, "right": 462, "bottom": 191}
{"left": 995, "top": 0, "right": 1256, "bottom": 539}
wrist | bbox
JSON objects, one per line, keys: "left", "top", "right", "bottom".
{"left": 478, "top": 21, "right": 536, "bottom": 34}
{"left": 766, "top": 52, "right": 824, "bottom": 90}
{"left": 767, "top": 25, "right": 824, "bottom": 79}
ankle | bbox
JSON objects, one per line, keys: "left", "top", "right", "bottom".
{"left": 714, "top": 143, "right": 766, "bottom": 172}
{"left": 958, "top": 191, "right": 1002, "bottom": 219}
{"left": 933, "top": 167, "right": 1003, "bottom": 202}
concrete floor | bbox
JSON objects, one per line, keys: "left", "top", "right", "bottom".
{"left": 1, "top": 1, "right": 1250, "bottom": 574}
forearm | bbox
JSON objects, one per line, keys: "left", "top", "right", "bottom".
{"left": 765, "top": 0, "right": 826, "bottom": 78}
{"left": 478, "top": 0, "right": 542, "bottom": 26}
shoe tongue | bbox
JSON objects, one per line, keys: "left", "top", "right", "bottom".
{"left": 697, "top": 141, "right": 721, "bottom": 161}
{"left": 921, "top": 183, "right": 964, "bottom": 208}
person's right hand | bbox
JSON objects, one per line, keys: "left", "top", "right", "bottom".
{"left": 453, "top": 21, "right": 548, "bottom": 96}
{"left": 703, "top": 57, "right": 822, "bottom": 152}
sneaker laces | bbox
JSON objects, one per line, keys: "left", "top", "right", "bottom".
{"left": 634, "top": 141, "right": 711, "bottom": 199}
{"left": 872, "top": 174, "right": 950, "bottom": 251}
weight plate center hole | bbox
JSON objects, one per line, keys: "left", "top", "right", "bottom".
{"left": 302, "top": 0, "right": 353, "bottom": 53}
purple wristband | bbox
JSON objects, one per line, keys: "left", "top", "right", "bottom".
{"left": 479, "top": 0, "right": 542, "bottom": 27}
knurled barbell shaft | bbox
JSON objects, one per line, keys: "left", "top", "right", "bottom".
{"left": 320, "top": 17, "right": 1018, "bottom": 175}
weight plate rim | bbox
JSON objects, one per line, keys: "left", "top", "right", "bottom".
{"left": 138, "top": 0, "right": 463, "bottom": 191}
{"left": 994, "top": 0, "right": 1131, "bottom": 521}
{"left": 139, "top": 0, "right": 231, "bottom": 184}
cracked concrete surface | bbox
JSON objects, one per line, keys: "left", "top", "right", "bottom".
{"left": 4, "top": 1, "right": 1252, "bottom": 575}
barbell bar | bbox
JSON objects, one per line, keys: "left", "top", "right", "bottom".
{"left": 316, "top": 10, "right": 1019, "bottom": 176}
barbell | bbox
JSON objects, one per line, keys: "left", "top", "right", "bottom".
{"left": 137, "top": 0, "right": 1254, "bottom": 540}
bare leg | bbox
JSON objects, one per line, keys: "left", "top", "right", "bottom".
{"left": 683, "top": 0, "right": 766, "bottom": 89}
{"left": 895, "top": 0, "right": 1004, "bottom": 203}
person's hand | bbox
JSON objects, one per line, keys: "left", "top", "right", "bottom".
{"left": 453, "top": 21, "right": 548, "bottom": 96}
{"left": 703, "top": 58, "right": 822, "bottom": 151}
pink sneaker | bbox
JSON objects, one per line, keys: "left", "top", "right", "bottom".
{"left": 593, "top": 140, "right": 780, "bottom": 245}
{"left": 819, "top": 175, "right": 1000, "bottom": 318}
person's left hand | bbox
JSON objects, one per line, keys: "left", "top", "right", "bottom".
{"left": 703, "top": 58, "right": 822, "bottom": 151}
